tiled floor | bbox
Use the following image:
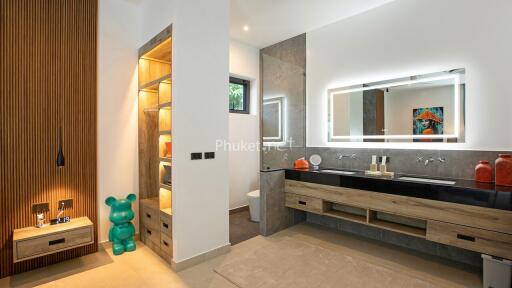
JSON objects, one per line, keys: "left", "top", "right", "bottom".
{"left": 0, "top": 222, "right": 481, "bottom": 288}
{"left": 229, "top": 209, "right": 260, "bottom": 245}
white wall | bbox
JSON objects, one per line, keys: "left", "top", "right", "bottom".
{"left": 307, "top": 0, "right": 512, "bottom": 151}
{"left": 98, "top": 0, "right": 141, "bottom": 243}
{"left": 229, "top": 39, "right": 260, "bottom": 209}
{"left": 100, "top": 0, "right": 231, "bottom": 263}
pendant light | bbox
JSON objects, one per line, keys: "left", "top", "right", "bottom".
{"left": 56, "top": 89, "right": 65, "bottom": 168}
{"left": 56, "top": 126, "right": 65, "bottom": 168}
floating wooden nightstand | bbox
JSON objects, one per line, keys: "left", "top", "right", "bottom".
{"left": 13, "top": 217, "right": 94, "bottom": 263}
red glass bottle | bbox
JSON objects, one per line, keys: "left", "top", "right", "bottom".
{"left": 475, "top": 160, "right": 492, "bottom": 183}
{"left": 495, "top": 154, "right": 512, "bottom": 186}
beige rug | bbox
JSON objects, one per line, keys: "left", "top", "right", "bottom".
{"left": 215, "top": 236, "right": 439, "bottom": 288}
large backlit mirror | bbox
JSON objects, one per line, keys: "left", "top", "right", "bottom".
{"left": 328, "top": 69, "right": 465, "bottom": 143}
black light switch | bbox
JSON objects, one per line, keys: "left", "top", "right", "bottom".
{"left": 191, "top": 152, "right": 202, "bottom": 160}
{"left": 205, "top": 152, "right": 215, "bottom": 159}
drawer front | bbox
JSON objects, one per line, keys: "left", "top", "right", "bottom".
{"left": 140, "top": 205, "right": 159, "bottom": 230}
{"left": 160, "top": 233, "right": 172, "bottom": 256}
{"left": 427, "top": 220, "right": 512, "bottom": 259}
{"left": 160, "top": 218, "right": 172, "bottom": 237}
{"left": 285, "top": 193, "right": 324, "bottom": 213}
{"left": 142, "top": 225, "right": 160, "bottom": 247}
{"left": 16, "top": 227, "right": 93, "bottom": 260}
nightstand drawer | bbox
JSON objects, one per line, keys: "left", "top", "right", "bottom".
{"left": 285, "top": 193, "right": 325, "bottom": 213}
{"left": 16, "top": 226, "right": 93, "bottom": 261}
{"left": 427, "top": 220, "right": 512, "bottom": 259}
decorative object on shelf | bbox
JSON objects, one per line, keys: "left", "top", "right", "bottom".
{"left": 105, "top": 194, "right": 137, "bottom": 255}
{"left": 293, "top": 158, "right": 309, "bottom": 170}
{"left": 309, "top": 154, "right": 322, "bottom": 171}
{"left": 36, "top": 213, "right": 45, "bottom": 228}
{"left": 370, "top": 155, "right": 378, "bottom": 172}
{"left": 495, "top": 154, "right": 512, "bottom": 186}
{"left": 165, "top": 141, "right": 172, "bottom": 158}
{"left": 163, "top": 164, "right": 172, "bottom": 184}
{"left": 50, "top": 201, "right": 71, "bottom": 225}
{"left": 475, "top": 160, "right": 493, "bottom": 183}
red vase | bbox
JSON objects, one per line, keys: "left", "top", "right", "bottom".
{"left": 495, "top": 154, "right": 512, "bottom": 187}
{"left": 475, "top": 160, "right": 492, "bottom": 183}
{"left": 165, "top": 142, "right": 172, "bottom": 158}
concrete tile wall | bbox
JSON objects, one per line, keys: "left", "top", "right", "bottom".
{"left": 306, "top": 147, "right": 511, "bottom": 180}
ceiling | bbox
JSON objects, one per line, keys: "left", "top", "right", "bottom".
{"left": 230, "top": 0, "right": 395, "bottom": 48}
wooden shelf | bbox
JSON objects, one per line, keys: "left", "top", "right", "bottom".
{"left": 368, "top": 219, "right": 426, "bottom": 238}
{"left": 139, "top": 73, "right": 171, "bottom": 91}
{"left": 160, "top": 157, "right": 172, "bottom": 163}
{"left": 159, "top": 102, "right": 172, "bottom": 109}
{"left": 160, "top": 183, "right": 172, "bottom": 191}
{"left": 324, "top": 210, "right": 367, "bottom": 224}
{"left": 159, "top": 130, "right": 172, "bottom": 136}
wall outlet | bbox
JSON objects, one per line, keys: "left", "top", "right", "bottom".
{"left": 191, "top": 152, "right": 202, "bottom": 160}
{"left": 204, "top": 152, "right": 215, "bottom": 159}
{"left": 32, "top": 202, "right": 49, "bottom": 213}
{"left": 58, "top": 199, "right": 73, "bottom": 209}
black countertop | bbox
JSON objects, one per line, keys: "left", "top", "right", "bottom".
{"left": 283, "top": 168, "right": 512, "bottom": 211}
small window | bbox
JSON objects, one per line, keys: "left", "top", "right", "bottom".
{"left": 229, "top": 77, "right": 250, "bottom": 114}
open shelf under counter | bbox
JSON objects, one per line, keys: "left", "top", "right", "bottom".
{"left": 139, "top": 73, "right": 171, "bottom": 92}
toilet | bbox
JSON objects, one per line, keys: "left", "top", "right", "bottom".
{"left": 247, "top": 190, "right": 260, "bottom": 222}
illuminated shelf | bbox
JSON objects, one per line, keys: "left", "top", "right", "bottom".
{"left": 159, "top": 130, "right": 172, "bottom": 136}
{"left": 160, "top": 157, "right": 172, "bottom": 163}
{"left": 159, "top": 102, "right": 172, "bottom": 109}
{"left": 160, "top": 183, "right": 172, "bottom": 191}
{"left": 139, "top": 73, "right": 171, "bottom": 91}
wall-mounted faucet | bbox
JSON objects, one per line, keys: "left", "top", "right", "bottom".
{"left": 336, "top": 153, "right": 358, "bottom": 160}
{"left": 417, "top": 156, "right": 446, "bottom": 166}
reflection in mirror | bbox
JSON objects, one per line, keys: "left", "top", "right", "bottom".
{"left": 329, "top": 69, "right": 465, "bottom": 143}
{"left": 262, "top": 97, "right": 284, "bottom": 143}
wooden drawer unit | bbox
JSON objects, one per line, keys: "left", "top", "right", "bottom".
{"left": 13, "top": 217, "right": 94, "bottom": 263}
{"left": 285, "top": 193, "right": 325, "bottom": 213}
{"left": 140, "top": 205, "right": 160, "bottom": 230}
{"left": 427, "top": 220, "right": 512, "bottom": 259}
{"left": 160, "top": 218, "right": 172, "bottom": 237}
{"left": 142, "top": 224, "right": 161, "bottom": 246}
{"left": 160, "top": 233, "right": 172, "bottom": 256}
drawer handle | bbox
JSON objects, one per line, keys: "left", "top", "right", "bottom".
{"left": 162, "top": 223, "right": 169, "bottom": 229}
{"left": 163, "top": 241, "right": 169, "bottom": 247}
{"left": 146, "top": 213, "right": 151, "bottom": 219}
{"left": 457, "top": 234, "right": 475, "bottom": 242}
{"left": 147, "top": 229, "right": 152, "bottom": 235}
{"left": 49, "top": 238, "right": 65, "bottom": 246}
{"left": 298, "top": 200, "right": 307, "bottom": 205}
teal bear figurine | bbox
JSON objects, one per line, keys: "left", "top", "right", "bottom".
{"left": 105, "top": 194, "right": 136, "bottom": 255}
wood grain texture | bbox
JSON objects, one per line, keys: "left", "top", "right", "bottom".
{"left": 285, "top": 180, "right": 512, "bottom": 234}
{"left": 0, "top": 0, "right": 97, "bottom": 278}
{"left": 427, "top": 220, "right": 512, "bottom": 259}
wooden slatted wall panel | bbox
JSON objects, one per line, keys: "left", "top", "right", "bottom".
{"left": 0, "top": 0, "right": 97, "bottom": 278}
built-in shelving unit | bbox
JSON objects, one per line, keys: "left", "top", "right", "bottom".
{"left": 138, "top": 25, "right": 173, "bottom": 263}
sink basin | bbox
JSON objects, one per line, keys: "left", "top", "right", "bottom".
{"left": 319, "top": 169, "right": 356, "bottom": 175}
{"left": 398, "top": 176, "right": 456, "bottom": 185}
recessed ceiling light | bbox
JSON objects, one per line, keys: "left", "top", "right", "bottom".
{"left": 243, "top": 25, "right": 249, "bottom": 32}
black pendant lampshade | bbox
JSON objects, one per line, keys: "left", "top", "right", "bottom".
{"left": 56, "top": 126, "right": 65, "bottom": 168}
